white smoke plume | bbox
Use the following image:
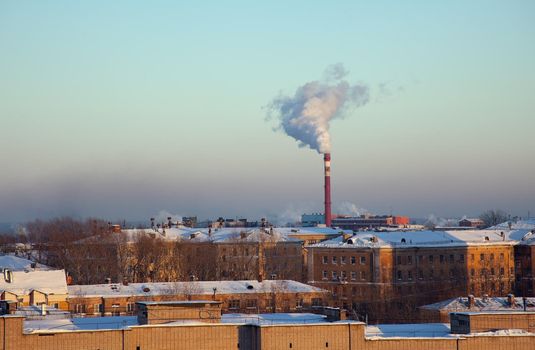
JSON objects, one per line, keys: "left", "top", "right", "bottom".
{"left": 268, "top": 63, "right": 369, "bottom": 153}
{"left": 334, "top": 201, "right": 371, "bottom": 217}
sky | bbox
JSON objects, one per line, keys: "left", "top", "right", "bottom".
{"left": 1, "top": 1, "right": 534, "bottom": 223}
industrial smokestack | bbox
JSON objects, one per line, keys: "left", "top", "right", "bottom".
{"left": 324, "top": 153, "right": 332, "bottom": 227}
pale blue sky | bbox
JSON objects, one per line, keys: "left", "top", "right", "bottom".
{"left": 1, "top": 1, "right": 534, "bottom": 222}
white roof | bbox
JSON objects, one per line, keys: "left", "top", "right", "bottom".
{"left": 0, "top": 269, "right": 68, "bottom": 296}
{"left": 310, "top": 229, "right": 526, "bottom": 249}
{"left": 366, "top": 323, "right": 453, "bottom": 338}
{"left": 0, "top": 255, "right": 51, "bottom": 271}
{"left": 421, "top": 297, "right": 535, "bottom": 313}
{"left": 68, "top": 280, "right": 326, "bottom": 298}
{"left": 121, "top": 227, "right": 303, "bottom": 243}
{"left": 489, "top": 219, "right": 535, "bottom": 231}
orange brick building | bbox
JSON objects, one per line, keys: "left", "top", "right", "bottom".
{"left": 307, "top": 230, "right": 517, "bottom": 322}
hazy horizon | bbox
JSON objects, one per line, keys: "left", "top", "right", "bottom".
{"left": 1, "top": 1, "right": 534, "bottom": 223}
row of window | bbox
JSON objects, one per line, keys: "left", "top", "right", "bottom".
{"left": 322, "top": 270, "right": 367, "bottom": 281}
{"left": 322, "top": 256, "right": 367, "bottom": 265}
{"left": 395, "top": 252, "right": 509, "bottom": 265}
{"left": 395, "top": 267, "right": 512, "bottom": 280}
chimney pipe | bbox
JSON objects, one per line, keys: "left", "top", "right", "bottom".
{"left": 324, "top": 153, "right": 332, "bottom": 227}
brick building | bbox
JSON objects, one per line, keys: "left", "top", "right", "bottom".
{"left": 67, "top": 280, "right": 328, "bottom": 316}
{"left": 307, "top": 229, "right": 518, "bottom": 322}
{"left": 332, "top": 215, "right": 410, "bottom": 231}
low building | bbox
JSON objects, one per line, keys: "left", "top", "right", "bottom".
{"left": 6, "top": 302, "right": 535, "bottom": 350}
{"left": 67, "top": 280, "right": 328, "bottom": 316}
{"left": 419, "top": 295, "right": 535, "bottom": 322}
{"left": 0, "top": 268, "right": 68, "bottom": 311}
{"left": 332, "top": 215, "right": 410, "bottom": 231}
{"left": 459, "top": 218, "right": 485, "bottom": 228}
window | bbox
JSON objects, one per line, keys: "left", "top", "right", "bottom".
{"left": 351, "top": 271, "right": 357, "bottom": 280}
{"left": 341, "top": 256, "right": 346, "bottom": 265}
{"left": 500, "top": 253, "right": 504, "bottom": 261}
{"left": 332, "top": 271, "right": 338, "bottom": 280}
{"left": 429, "top": 255, "right": 434, "bottom": 264}
{"left": 360, "top": 271, "right": 366, "bottom": 280}
{"left": 312, "top": 298, "right": 322, "bottom": 307}
{"left": 296, "top": 299, "right": 303, "bottom": 308}
{"left": 332, "top": 256, "right": 337, "bottom": 264}
{"left": 459, "top": 254, "right": 465, "bottom": 263}
{"left": 360, "top": 256, "right": 366, "bottom": 265}
{"left": 340, "top": 271, "right": 347, "bottom": 279}
{"left": 229, "top": 299, "right": 240, "bottom": 309}
{"left": 397, "top": 270, "right": 402, "bottom": 280}
{"left": 449, "top": 254, "right": 454, "bottom": 263}
{"left": 75, "top": 304, "right": 86, "bottom": 314}
{"left": 471, "top": 254, "right": 474, "bottom": 262}
{"left": 323, "top": 271, "right": 328, "bottom": 279}
{"left": 407, "top": 271, "right": 413, "bottom": 280}
{"left": 407, "top": 256, "right": 413, "bottom": 265}
{"left": 245, "top": 299, "right": 257, "bottom": 309}
{"left": 490, "top": 268, "right": 495, "bottom": 275}
{"left": 351, "top": 256, "right": 356, "bottom": 265}
{"left": 322, "top": 256, "right": 328, "bottom": 264}
{"left": 94, "top": 304, "right": 103, "bottom": 314}
{"left": 500, "top": 267, "right": 504, "bottom": 275}
{"left": 440, "top": 255, "right": 444, "bottom": 263}
{"left": 397, "top": 256, "right": 402, "bottom": 265}
{"left": 471, "top": 268, "right": 475, "bottom": 277}
{"left": 417, "top": 255, "right": 423, "bottom": 263}
{"left": 127, "top": 303, "right": 135, "bottom": 313}
{"left": 480, "top": 254, "right": 485, "bottom": 261}
{"left": 490, "top": 253, "right": 494, "bottom": 261}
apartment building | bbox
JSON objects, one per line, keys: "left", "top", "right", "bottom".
{"left": 307, "top": 229, "right": 518, "bottom": 322}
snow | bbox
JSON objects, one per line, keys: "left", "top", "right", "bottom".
{"left": 0, "top": 255, "right": 50, "bottom": 271}
{"left": 24, "top": 316, "right": 138, "bottom": 332}
{"left": 489, "top": 219, "right": 535, "bottom": 231}
{"left": 121, "top": 227, "right": 303, "bottom": 243}
{"left": 311, "top": 229, "right": 524, "bottom": 249}
{"left": 221, "top": 313, "right": 327, "bottom": 325}
{"left": 68, "top": 280, "right": 326, "bottom": 298}
{"left": 421, "top": 296, "right": 535, "bottom": 313}
{"left": 0, "top": 269, "right": 67, "bottom": 295}
{"left": 365, "top": 323, "right": 453, "bottom": 338}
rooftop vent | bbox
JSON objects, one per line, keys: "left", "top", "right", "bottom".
{"left": 246, "top": 284, "right": 254, "bottom": 290}
{"left": 143, "top": 286, "right": 150, "bottom": 293}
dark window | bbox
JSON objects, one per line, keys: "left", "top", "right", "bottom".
{"left": 397, "top": 270, "right": 402, "bottom": 280}
{"left": 480, "top": 254, "right": 485, "bottom": 261}
{"left": 459, "top": 254, "right": 465, "bottom": 263}
{"left": 440, "top": 255, "right": 444, "bottom": 263}
{"left": 351, "top": 256, "right": 356, "bottom": 264}
{"left": 407, "top": 256, "right": 413, "bottom": 265}
{"left": 397, "top": 256, "right": 402, "bottom": 265}
{"left": 429, "top": 255, "right": 434, "bottom": 264}
{"left": 360, "top": 256, "right": 366, "bottom": 265}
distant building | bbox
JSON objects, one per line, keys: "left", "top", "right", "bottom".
{"left": 301, "top": 213, "right": 325, "bottom": 227}
{"left": 459, "top": 218, "right": 485, "bottom": 228}
{"left": 331, "top": 214, "right": 410, "bottom": 231}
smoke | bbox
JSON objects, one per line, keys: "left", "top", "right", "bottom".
{"left": 425, "top": 214, "right": 459, "bottom": 228}
{"left": 267, "top": 63, "right": 369, "bottom": 154}
{"left": 334, "top": 201, "right": 371, "bottom": 217}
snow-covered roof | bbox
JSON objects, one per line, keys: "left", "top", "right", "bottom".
{"left": 366, "top": 323, "right": 453, "bottom": 338}
{"left": 310, "top": 229, "right": 527, "bottom": 249}
{"left": 421, "top": 297, "right": 535, "bottom": 313}
{"left": 68, "top": 280, "right": 326, "bottom": 298}
{"left": 489, "top": 219, "right": 535, "bottom": 231}
{"left": 0, "top": 269, "right": 68, "bottom": 296}
{"left": 23, "top": 313, "right": 331, "bottom": 332}
{"left": 0, "top": 255, "right": 51, "bottom": 271}
{"left": 120, "top": 227, "right": 303, "bottom": 243}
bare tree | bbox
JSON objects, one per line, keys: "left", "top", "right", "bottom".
{"left": 480, "top": 209, "right": 508, "bottom": 228}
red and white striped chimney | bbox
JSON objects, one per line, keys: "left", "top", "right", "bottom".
{"left": 324, "top": 153, "right": 332, "bottom": 227}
